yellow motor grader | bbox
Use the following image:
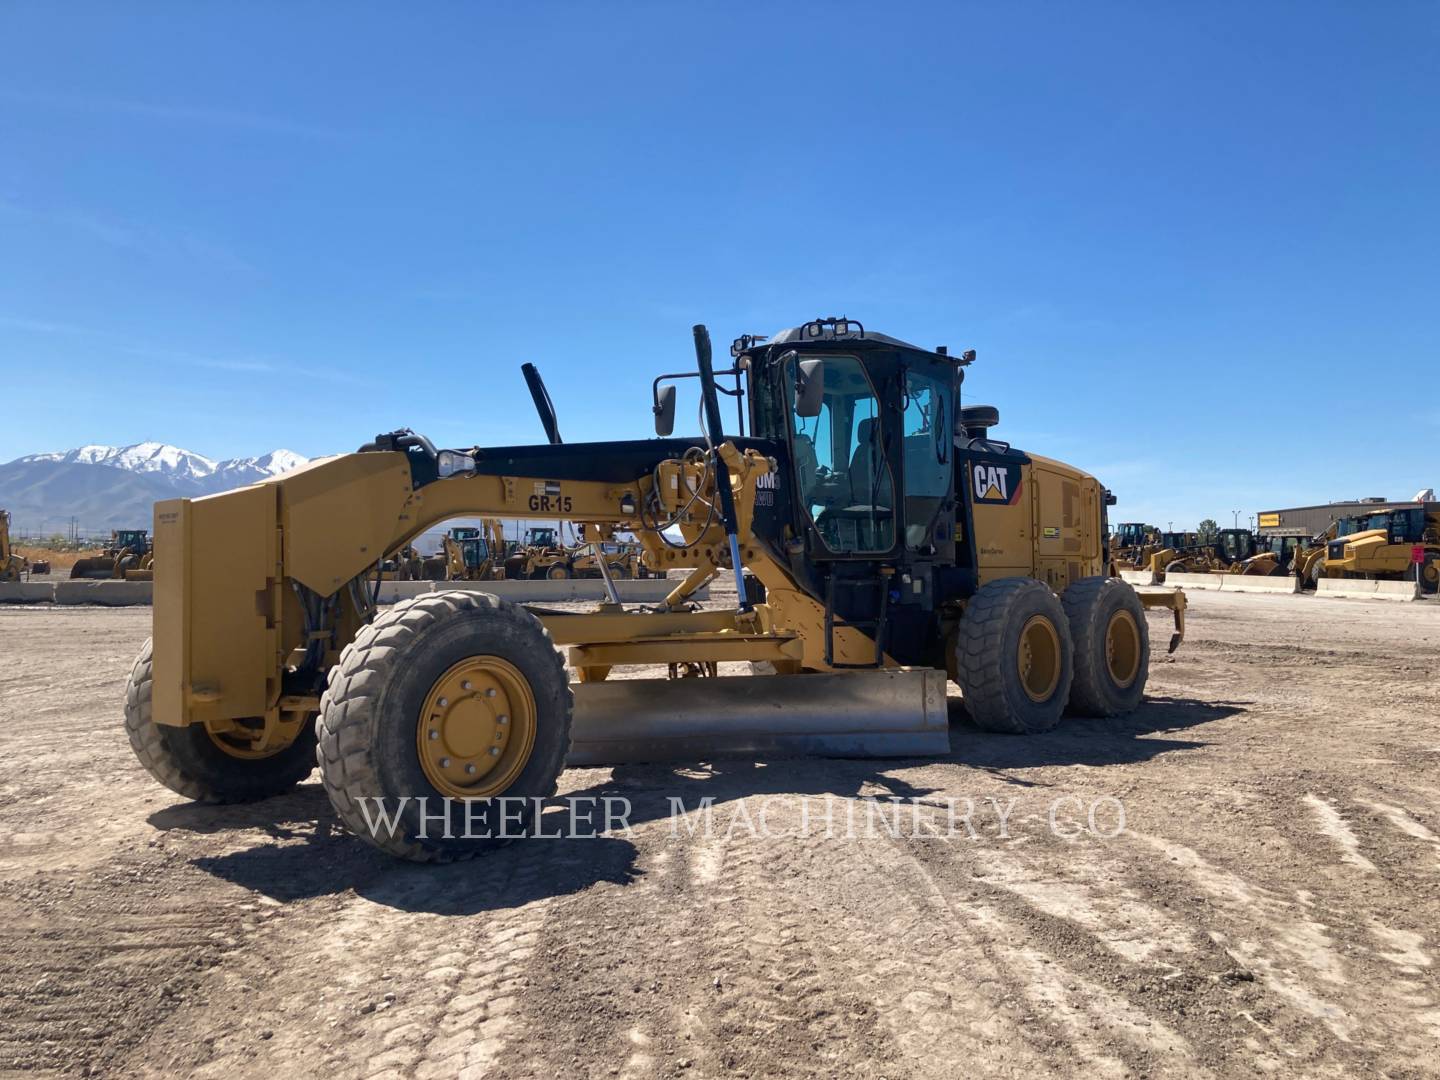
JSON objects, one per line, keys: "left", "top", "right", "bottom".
{"left": 125, "top": 318, "right": 1186, "bottom": 861}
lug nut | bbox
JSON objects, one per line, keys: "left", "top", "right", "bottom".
{"left": 428, "top": 729, "right": 438, "bottom": 740}
{"left": 461, "top": 680, "right": 472, "bottom": 691}
{"left": 437, "top": 697, "right": 448, "bottom": 708}
{"left": 485, "top": 688, "right": 497, "bottom": 698}
{"left": 465, "top": 763, "right": 477, "bottom": 775}
{"left": 497, "top": 714, "right": 508, "bottom": 725}
{"left": 489, "top": 747, "right": 500, "bottom": 756}
{"left": 440, "top": 757, "right": 451, "bottom": 768}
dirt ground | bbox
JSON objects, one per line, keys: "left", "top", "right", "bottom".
{"left": 2, "top": 589, "right": 1438, "bottom": 1079}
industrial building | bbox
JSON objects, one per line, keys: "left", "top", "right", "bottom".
{"left": 1257, "top": 490, "right": 1437, "bottom": 537}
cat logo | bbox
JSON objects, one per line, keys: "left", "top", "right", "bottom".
{"left": 971, "top": 462, "right": 1023, "bottom": 506}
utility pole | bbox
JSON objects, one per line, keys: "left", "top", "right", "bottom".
{"left": 1232, "top": 509, "right": 1240, "bottom": 528}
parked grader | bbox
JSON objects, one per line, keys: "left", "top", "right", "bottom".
{"left": 124, "top": 318, "right": 1185, "bottom": 860}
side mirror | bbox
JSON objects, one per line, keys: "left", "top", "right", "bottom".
{"left": 794, "top": 358, "right": 825, "bottom": 418}
{"left": 653, "top": 384, "right": 677, "bottom": 436}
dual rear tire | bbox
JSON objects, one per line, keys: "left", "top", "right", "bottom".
{"left": 953, "top": 576, "right": 1149, "bottom": 733}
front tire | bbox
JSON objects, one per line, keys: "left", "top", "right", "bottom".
{"left": 315, "top": 591, "right": 572, "bottom": 862}
{"left": 124, "top": 638, "right": 318, "bottom": 802}
{"left": 1061, "top": 576, "right": 1150, "bottom": 717}
{"left": 954, "top": 578, "right": 1073, "bottom": 734}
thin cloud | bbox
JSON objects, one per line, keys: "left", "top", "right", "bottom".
{"left": 0, "top": 314, "right": 95, "bottom": 336}
{"left": 1, "top": 90, "right": 351, "bottom": 140}
{"left": 123, "top": 345, "right": 372, "bottom": 387}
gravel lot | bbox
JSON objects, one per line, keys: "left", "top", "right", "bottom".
{"left": 1, "top": 589, "right": 1438, "bottom": 1078}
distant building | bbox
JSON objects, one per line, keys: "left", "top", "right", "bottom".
{"left": 1257, "top": 491, "right": 1438, "bottom": 537}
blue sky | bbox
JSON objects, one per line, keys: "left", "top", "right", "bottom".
{"left": 1, "top": 2, "right": 1436, "bottom": 527}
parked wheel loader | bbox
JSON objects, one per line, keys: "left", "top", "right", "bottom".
{"left": 123, "top": 318, "right": 1186, "bottom": 861}
{"left": 70, "top": 529, "right": 154, "bottom": 580}
{"left": 504, "top": 525, "right": 575, "bottom": 580}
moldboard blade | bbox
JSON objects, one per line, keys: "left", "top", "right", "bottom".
{"left": 565, "top": 668, "right": 951, "bottom": 766}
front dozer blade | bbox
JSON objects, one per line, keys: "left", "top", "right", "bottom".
{"left": 566, "top": 668, "right": 951, "bottom": 766}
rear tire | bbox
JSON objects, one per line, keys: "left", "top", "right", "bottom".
{"left": 954, "top": 578, "right": 1073, "bottom": 734}
{"left": 315, "top": 591, "right": 572, "bottom": 862}
{"left": 1061, "top": 576, "right": 1150, "bottom": 717}
{"left": 124, "top": 638, "right": 319, "bottom": 802}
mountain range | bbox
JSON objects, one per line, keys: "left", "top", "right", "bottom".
{"left": 0, "top": 442, "right": 312, "bottom": 536}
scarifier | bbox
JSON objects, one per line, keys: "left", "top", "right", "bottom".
{"left": 124, "top": 318, "right": 1186, "bottom": 860}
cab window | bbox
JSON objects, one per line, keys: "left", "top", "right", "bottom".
{"left": 902, "top": 368, "right": 952, "bottom": 549}
{"left": 786, "top": 354, "right": 895, "bottom": 554}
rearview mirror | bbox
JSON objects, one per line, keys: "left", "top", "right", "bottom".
{"left": 794, "top": 358, "right": 825, "bottom": 418}
{"left": 653, "top": 384, "right": 677, "bottom": 436}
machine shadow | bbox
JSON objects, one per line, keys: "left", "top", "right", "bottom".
{"left": 150, "top": 788, "right": 642, "bottom": 914}
{"left": 943, "top": 695, "right": 1250, "bottom": 771}
{"left": 151, "top": 694, "right": 1244, "bottom": 911}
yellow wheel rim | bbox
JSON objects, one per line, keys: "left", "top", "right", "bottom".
{"left": 1017, "top": 615, "right": 1062, "bottom": 703}
{"left": 417, "top": 656, "right": 537, "bottom": 798}
{"left": 1104, "top": 609, "right": 1141, "bottom": 689}
{"left": 547, "top": 565, "right": 568, "bottom": 580}
{"left": 205, "top": 724, "right": 289, "bottom": 760}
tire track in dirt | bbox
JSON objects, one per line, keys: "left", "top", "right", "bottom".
{"left": 0, "top": 851, "right": 270, "bottom": 1076}
{"left": 121, "top": 832, "right": 618, "bottom": 1079}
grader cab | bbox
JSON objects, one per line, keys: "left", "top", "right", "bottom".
{"left": 125, "top": 318, "right": 1185, "bottom": 861}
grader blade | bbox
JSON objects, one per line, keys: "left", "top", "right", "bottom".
{"left": 566, "top": 668, "right": 951, "bottom": 766}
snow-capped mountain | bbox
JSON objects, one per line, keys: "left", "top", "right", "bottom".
{"left": 18, "top": 441, "right": 307, "bottom": 484}
{"left": 0, "top": 442, "right": 313, "bottom": 533}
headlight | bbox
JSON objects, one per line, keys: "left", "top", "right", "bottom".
{"left": 437, "top": 450, "right": 476, "bottom": 477}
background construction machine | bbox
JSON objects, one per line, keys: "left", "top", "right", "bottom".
{"left": 503, "top": 525, "right": 576, "bottom": 579}
{"left": 69, "top": 529, "right": 154, "bottom": 580}
{"left": 124, "top": 318, "right": 1185, "bottom": 861}
{"left": 1, "top": 509, "right": 28, "bottom": 582}
{"left": 1306, "top": 508, "right": 1440, "bottom": 592}
{"left": 437, "top": 521, "right": 506, "bottom": 581}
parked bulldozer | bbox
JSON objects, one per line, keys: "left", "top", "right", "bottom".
{"left": 1, "top": 509, "right": 27, "bottom": 582}
{"left": 124, "top": 317, "right": 1186, "bottom": 861}
{"left": 70, "top": 529, "right": 154, "bottom": 580}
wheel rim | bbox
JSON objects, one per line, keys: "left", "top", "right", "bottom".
{"left": 1017, "top": 615, "right": 1062, "bottom": 703}
{"left": 417, "top": 656, "right": 537, "bottom": 798}
{"left": 547, "top": 565, "right": 568, "bottom": 580}
{"left": 205, "top": 722, "right": 289, "bottom": 760}
{"left": 1104, "top": 609, "right": 1141, "bottom": 689}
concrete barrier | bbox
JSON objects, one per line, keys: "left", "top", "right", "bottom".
{"left": 1316, "top": 577, "right": 1422, "bottom": 602}
{"left": 5, "top": 577, "right": 703, "bottom": 608}
{"left": 376, "top": 578, "right": 703, "bottom": 605}
{"left": 1224, "top": 574, "right": 1300, "bottom": 595}
{"left": 0, "top": 581, "right": 56, "bottom": 604}
{"left": 1161, "top": 571, "right": 1227, "bottom": 592}
{"left": 1119, "top": 569, "right": 1157, "bottom": 586}
{"left": 54, "top": 580, "right": 154, "bottom": 606}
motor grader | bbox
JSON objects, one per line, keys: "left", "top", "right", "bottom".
{"left": 70, "top": 528, "right": 154, "bottom": 580}
{"left": 124, "top": 318, "right": 1186, "bottom": 861}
